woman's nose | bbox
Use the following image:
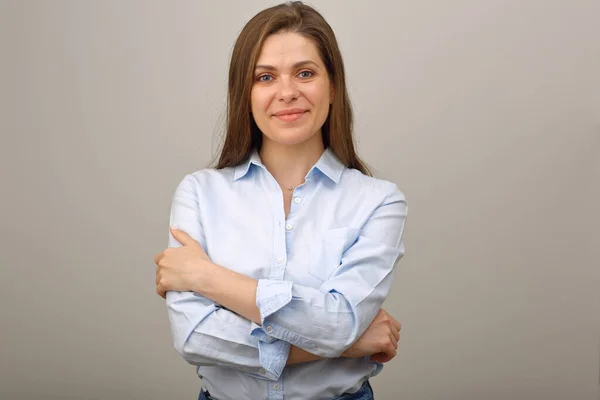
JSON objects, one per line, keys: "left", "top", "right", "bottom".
{"left": 277, "top": 78, "right": 299, "bottom": 102}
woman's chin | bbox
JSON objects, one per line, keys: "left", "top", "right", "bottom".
{"left": 263, "top": 133, "right": 317, "bottom": 147}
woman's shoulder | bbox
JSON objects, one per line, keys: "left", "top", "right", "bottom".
{"left": 179, "top": 166, "right": 235, "bottom": 184}
{"left": 173, "top": 166, "right": 236, "bottom": 194}
{"left": 341, "top": 167, "right": 407, "bottom": 204}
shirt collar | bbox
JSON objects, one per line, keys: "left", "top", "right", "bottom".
{"left": 233, "top": 149, "right": 264, "bottom": 181}
{"left": 311, "top": 147, "right": 345, "bottom": 183}
{"left": 233, "top": 147, "right": 345, "bottom": 183}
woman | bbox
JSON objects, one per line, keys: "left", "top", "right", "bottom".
{"left": 153, "top": 2, "right": 408, "bottom": 399}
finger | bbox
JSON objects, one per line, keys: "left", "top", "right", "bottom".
{"left": 157, "top": 281, "right": 168, "bottom": 299}
{"left": 390, "top": 332, "right": 398, "bottom": 349}
{"left": 381, "top": 354, "right": 395, "bottom": 363}
{"left": 390, "top": 317, "right": 401, "bottom": 332}
{"left": 154, "top": 252, "right": 163, "bottom": 265}
{"left": 170, "top": 226, "right": 196, "bottom": 247}
{"left": 156, "top": 284, "right": 165, "bottom": 299}
{"left": 372, "top": 353, "right": 394, "bottom": 363}
{"left": 386, "top": 340, "right": 397, "bottom": 358}
{"left": 370, "top": 353, "right": 386, "bottom": 363}
{"left": 390, "top": 326, "right": 400, "bottom": 343}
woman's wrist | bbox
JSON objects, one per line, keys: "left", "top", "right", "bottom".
{"left": 287, "top": 345, "right": 324, "bottom": 365}
{"left": 341, "top": 346, "right": 356, "bottom": 358}
{"left": 191, "top": 261, "right": 220, "bottom": 295}
{"left": 191, "top": 262, "right": 262, "bottom": 324}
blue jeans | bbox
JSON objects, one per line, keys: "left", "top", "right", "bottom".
{"left": 199, "top": 380, "right": 374, "bottom": 400}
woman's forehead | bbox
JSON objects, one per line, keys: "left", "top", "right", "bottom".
{"left": 255, "top": 32, "right": 322, "bottom": 68}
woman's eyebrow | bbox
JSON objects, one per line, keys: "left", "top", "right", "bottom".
{"left": 254, "top": 60, "right": 320, "bottom": 71}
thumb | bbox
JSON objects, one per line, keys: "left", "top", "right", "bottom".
{"left": 170, "top": 226, "right": 196, "bottom": 247}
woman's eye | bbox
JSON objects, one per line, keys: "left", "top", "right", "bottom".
{"left": 299, "top": 70, "right": 313, "bottom": 78}
{"left": 257, "top": 74, "right": 273, "bottom": 82}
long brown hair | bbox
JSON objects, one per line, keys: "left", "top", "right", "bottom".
{"left": 215, "top": 1, "right": 371, "bottom": 176}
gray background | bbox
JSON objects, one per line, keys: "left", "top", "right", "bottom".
{"left": 1, "top": 0, "right": 599, "bottom": 399}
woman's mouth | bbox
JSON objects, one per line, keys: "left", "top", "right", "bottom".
{"left": 274, "top": 110, "right": 308, "bottom": 122}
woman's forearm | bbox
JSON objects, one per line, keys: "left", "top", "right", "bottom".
{"left": 195, "top": 263, "right": 262, "bottom": 324}
{"left": 287, "top": 345, "right": 326, "bottom": 364}
{"left": 194, "top": 265, "right": 341, "bottom": 365}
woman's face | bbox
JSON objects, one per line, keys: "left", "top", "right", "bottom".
{"left": 251, "top": 32, "right": 333, "bottom": 148}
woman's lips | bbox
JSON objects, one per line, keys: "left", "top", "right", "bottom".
{"left": 274, "top": 111, "right": 307, "bottom": 122}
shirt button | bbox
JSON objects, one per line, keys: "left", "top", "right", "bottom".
{"left": 266, "top": 326, "right": 273, "bottom": 333}
{"left": 273, "top": 384, "right": 280, "bottom": 390}
{"left": 285, "top": 223, "right": 293, "bottom": 230}
{"left": 294, "top": 197, "right": 302, "bottom": 204}
{"left": 277, "top": 258, "right": 284, "bottom": 264}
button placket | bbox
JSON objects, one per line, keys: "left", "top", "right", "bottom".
{"left": 290, "top": 185, "right": 303, "bottom": 211}
{"left": 271, "top": 198, "right": 288, "bottom": 281}
{"left": 269, "top": 378, "right": 284, "bottom": 400}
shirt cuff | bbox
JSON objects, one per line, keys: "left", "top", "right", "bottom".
{"left": 245, "top": 338, "right": 291, "bottom": 381}
{"left": 251, "top": 280, "right": 317, "bottom": 351}
{"left": 250, "top": 321, "right": 278, "bottom": 344}
{"left": 255, "top": 279, "right": 293, "bottom": 322}
{"left": 260, "top": 338, "right": 291, "bottom": 380}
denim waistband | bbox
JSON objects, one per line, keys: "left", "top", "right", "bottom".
{"left": 199, "top": 380, "right": 373, "bottom": 400}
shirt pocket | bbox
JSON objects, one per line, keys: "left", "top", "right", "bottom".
{"left": 308, "top": 227, "right": 361, "bottom": 282}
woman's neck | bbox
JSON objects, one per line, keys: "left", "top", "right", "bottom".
{"left": 259, "top": 136, "right": 325, "bottom": 190}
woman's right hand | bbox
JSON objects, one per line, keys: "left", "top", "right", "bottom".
{"left": 342, "top": 309, "right": 401, "bottom": 363}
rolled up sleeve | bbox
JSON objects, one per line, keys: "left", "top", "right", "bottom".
{"left": 166, "top": 174, "right": 290, "bottom": 380}
{"left": 250, "top": 184, "right": 407, "bottom": 357}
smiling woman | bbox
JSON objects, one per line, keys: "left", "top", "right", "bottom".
{"left": 251, "top": 35, "right": 333, "bottom": 148}
{"left": 154, "top": 2, "right": 408, "bottom": 400}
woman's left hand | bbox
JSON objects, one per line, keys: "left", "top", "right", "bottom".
{"left": 153, "top": 227, "right": 213, "bottom": 299}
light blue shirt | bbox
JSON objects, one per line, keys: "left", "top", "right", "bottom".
{"left": 166, "top": 148, "right": 407, "bottom": 400}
